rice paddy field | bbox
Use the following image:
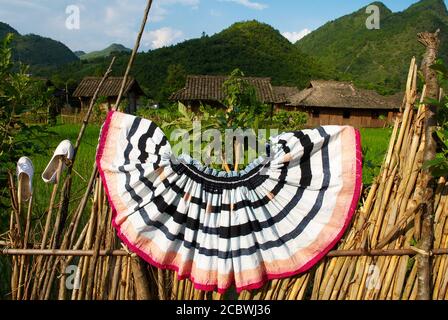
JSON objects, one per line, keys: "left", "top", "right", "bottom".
{"left": 359, "top": 127, "right": 394, "bottom": 185}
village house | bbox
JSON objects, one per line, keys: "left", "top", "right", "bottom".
{"left": 287, "top": 80, "right": 402, "bottom": 128}
{"left": 73, "top": 76, "right": 144, "bottom": 114}
{"left": 170, "top": 75, "right": 280, "bottom": 110}
{"left": 171, "top": 76, "right": 401, "bottom": 128}
{"left": 272, "top": 85, "right": 301, "bottom": 106}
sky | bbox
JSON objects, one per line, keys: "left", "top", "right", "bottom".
{"left": 0, "top": 0, "right": 445, "bottom": 52}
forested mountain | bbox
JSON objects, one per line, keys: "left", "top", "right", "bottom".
{"left": 50, "top": 21, "right": 329, "bottom": 99}
{"left": 0, "top": 22, "right": 79, "bottom": 71}
{"left": 296, "top": 0, "right": 448, "bottom": 93}
{"left": 79, "top": 44, "right": 131, "bottom": 60}
{"left": 0, "top": 22, "right": 19, "bottom": 39}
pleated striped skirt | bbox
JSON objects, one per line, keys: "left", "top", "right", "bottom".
{"left": 96, "top": 111, "right": 362, "bottom": 293}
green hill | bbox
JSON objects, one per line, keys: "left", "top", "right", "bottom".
{"left": 0, "top": 22, "right": 79, "bottom": 71}
{"left": 75, "top": 50, "right": 86, "bottom": 57}
{"left": 296, "top": 0, "right": 448, "bottom": 93}
{"left": 13, "top": 34, "right": 79, "bottom": 68}
{"left": 0, "top": 22, "right": 19, "bottom": 39}
{"left": 51, "top": 21, "right": 329, "bottom": 99}
{"left": 80, "top": 44, "right": 131, "bottom": 60}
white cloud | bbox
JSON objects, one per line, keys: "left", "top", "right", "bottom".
{"left": 0, "top": 0, "right": 193, "bottom": 52}
{"left": 221, "top": 0, "right": 267, "bottom": 10}
{"left": 282, "top": 29, "right": 312, "bottom": 43}
{"left": 143, "top": 27, "right": 184, "bottom": 49}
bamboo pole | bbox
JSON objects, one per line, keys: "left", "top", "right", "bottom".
{"left": 416, "top": 29, "right": 440, "bottom": 300}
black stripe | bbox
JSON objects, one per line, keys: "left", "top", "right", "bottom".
{"left": 294, "top": 131, "right": 314, "bottom": 187}
{"left": 138, "top": 122, "right": 157, "bottom": 162}
{"left": 115, "top": 117, "right": 332, "bottom": 253}
{"left": 170, "top": 161, "right": 271, "bottom": 191}
{"left": 119, "top": 118, "right": 143, "bottom": 205}
{"left": 293, "top": 127, "right": 331, "bottom": 237}
{"left": 154, "top": 136, "right": 168, "bottom": 166}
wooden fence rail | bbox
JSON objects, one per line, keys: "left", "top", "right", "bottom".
{"left": 2, "top": 247, "right": 448, "bottom": 257}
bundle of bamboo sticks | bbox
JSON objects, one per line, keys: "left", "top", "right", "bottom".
{"left": 226, "top": 56, "right": 447, "bottom": 301}
{"left": 5, "top": 171, "right": 140, "bottom": 300}
{"left": 160, "top": 54, "right": 448, "bottom": 301}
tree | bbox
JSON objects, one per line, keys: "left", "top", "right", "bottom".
{"left": 158, "top": 63, "right": 187, "bottom": 103}
{"left": 0, "top": 33, "right": 53, "bottom": 209}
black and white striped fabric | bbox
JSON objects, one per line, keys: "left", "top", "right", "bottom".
{"left": 96, "top": 111, "right": 362, "bottom": 293}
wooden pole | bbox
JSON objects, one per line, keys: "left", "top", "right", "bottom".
{"left": 55, "top": 56, "right": 116, "bottom": 232}
{"left": 113, "top": 0, "right": 155, "bottom": 299}
{"left": 2, "top": 247, "right": 448, "bottom": 257}
{"left": 416, "top": 29, "right": 441, "bottom": 300}
{"left": 114, "top": 0, "right": 153, "bottom": 111}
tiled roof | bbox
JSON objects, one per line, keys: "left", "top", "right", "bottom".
{"left": 73, "top": 76, "right": 143, "bottom": 98}
{"left": 289, "top": 80, "right": 403, "bottom": 110}
{"left": 272, "top": 86, "right": 300, "bottom": 103}
{"left": 170, "top": 75, "right": 277, "bottom": 103}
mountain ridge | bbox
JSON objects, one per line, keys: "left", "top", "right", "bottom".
{"left": 296, "top": 0, "right": 448, "bottom": 93}
{"left": 0, "top": 21, "right": 79, "bottom": 70}
{"left": 50, "top": 20, "right": 330, "bottom": 99}
{"left": 79, "top": 43, "right": 131, "bottom": 60}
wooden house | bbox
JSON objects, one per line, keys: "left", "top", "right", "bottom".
{"left": 73, "top": 76, "right": 144, "bottom": 114}
{"left": 170, "top": 75, "right": 278, "bottom": 110}
{"left": 272, "top": 86, "right": 300, "bottom": 107}
{"left": 287, "top": 80, "right": 402, "bottom": 128}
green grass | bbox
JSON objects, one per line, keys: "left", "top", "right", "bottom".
{"left": 360, "top": 127, "right": 393, "bottom": 185}
{"left": 31, "top": 123, "right": 100, "bottom": 217}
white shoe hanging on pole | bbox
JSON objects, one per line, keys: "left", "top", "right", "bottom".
{"left": 42, "top": 140, "right": 75, "bottom": 184}
{"left": 16, "top": 156, "right": 34, "bottom": 202}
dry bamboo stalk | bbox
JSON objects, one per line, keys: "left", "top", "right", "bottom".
{"left": 296, "top": 274, "right": 310, "bottom": 300}
{"left": 76, "top": 183, "right": 98, "bottom": 300}
{"left": 29, "top": 159, "right": 63, "bottom": 300}
{"left": 17, "top": 195, "right": 33, "bottom": 300}
{"left": 157, "top": 269, "right": 166, "bottom": 300}
{"left": 6, "top": 247, "right": 448, "bottom": 258}
{"left": 289, "top": 274, "right": 310, "bottom": 300}
{"left": 184, "top": 279, "right": 192, "bottom": 301}
{"left": 329, "top": 257, "right": 352, "bottom": 300}
{"left": 131, "top": 256, "right": 152, "bottom": 300}
{"left": 85, "top": 181, "right": 107, "bottom": 299}
{"left": 124, "top": 256, "right": 131, "bottom": 300}
{"left": 275, "top": 279, "right": 290, "bottom": 300}
{"left": 114, "top": 0, "right": 153, "bottom": 111}
{"left": 416, "top": 30, "right": 440, "bottom": 300}
{"left": 171, "top": 272, "right": 179, "bottom": 300}
{"left": 108, "top": 256, "right": 122, "bottom": 300}
{"left": 337, "top": 258, "right": 357, "bottom": 300}
{"left": 177, "top": 279, "right": 185, "bottom": 300}
{"left": 263, "top": 279, "right": 279, "bottom": 300}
